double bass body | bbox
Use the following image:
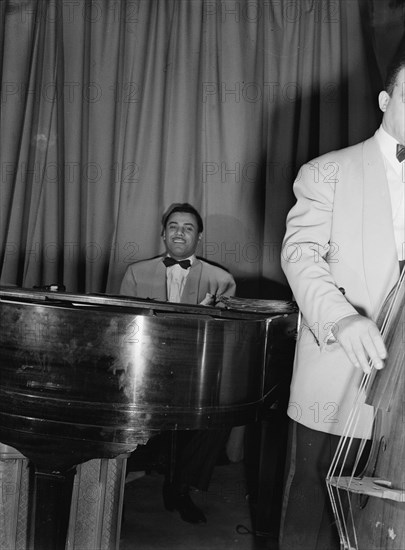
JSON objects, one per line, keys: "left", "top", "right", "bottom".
{"left": 327, "top": 273, "right": 405, "bottom": 550}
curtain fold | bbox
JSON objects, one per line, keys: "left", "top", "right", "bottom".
{"left": 0, "top": 0, "right": 399, "bottom": 296}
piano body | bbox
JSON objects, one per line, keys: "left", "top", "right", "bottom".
{"left": 0, "top": 287, "right": 296, "bottom": 549}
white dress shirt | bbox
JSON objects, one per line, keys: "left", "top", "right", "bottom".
{"left": 375, "top": 126, "right": 405, "bottom": 261}
{"left": 166, "top": 255, "right": 194, "bottom": 302}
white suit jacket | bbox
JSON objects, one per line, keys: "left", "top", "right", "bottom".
{"left": 281, "top": 136, "right": 400, "bottom": 437}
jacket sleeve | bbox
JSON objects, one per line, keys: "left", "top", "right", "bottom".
{"left": 119, "top": 265, "right": 138, "bottom": 297}
{"left": 220, "top": 272, "right": 236, "bottom": 298}
{"left": 281, "top": 161, "right": 358, "bottom": 347}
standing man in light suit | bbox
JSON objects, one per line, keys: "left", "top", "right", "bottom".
{"left": 120, "top": 203, "right": 236, "bottom": 524}
{"left": 279, "top": 48, "right": 405, "bottom": 550}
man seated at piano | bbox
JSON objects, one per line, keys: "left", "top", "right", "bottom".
{"left": 120, "top": 202, "right": 236, "bottom": 524}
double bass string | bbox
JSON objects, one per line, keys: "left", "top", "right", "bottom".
{"left": 326, "top": 357, "right": 372, "bottom": 550}
{"left": 327, "top": 370, "right": 370, "bottom": 549}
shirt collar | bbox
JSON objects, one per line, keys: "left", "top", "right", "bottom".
{"left": 375, "top": 125, "right": 401, "bottom": 170}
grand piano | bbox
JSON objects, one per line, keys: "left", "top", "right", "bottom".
{"left": 0, "top": 287, "right": 297, "bottom": 549}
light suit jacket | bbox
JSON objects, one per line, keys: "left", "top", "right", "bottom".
{"left": 120, "top": 255, "right": 236, "bottom": 304}
{"left": 281, "top": 136, "right": 400, "bottom": 437}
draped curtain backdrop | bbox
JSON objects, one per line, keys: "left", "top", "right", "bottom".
{"left": 1, "top": 0, "right": 404, "bottom": 296}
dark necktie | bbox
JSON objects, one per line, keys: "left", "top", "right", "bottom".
{"left": 163, "top": 257, "right": 191, "bottom": 270}
{"left": 396, "top": 144, "right": 405, "bottom": 163}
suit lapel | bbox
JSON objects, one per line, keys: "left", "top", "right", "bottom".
{"left": 148, "top": 258, "right": 168, "bottom": 301}
{"left": 362, "top": 137, "right": 399, "bottom": 314}
{"left": 181, "top": 260, "right": 202, "bottom": 304}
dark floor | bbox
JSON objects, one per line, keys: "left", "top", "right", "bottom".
{"left": 119, "top": 461, "right": 279, "bottom": 550}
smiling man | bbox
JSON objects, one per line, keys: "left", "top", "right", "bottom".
{"left": 119, "top": 203, "right": 236, "bottom": 524}
{"left": 120, "top": 203, "right": 236, "bottom": 305}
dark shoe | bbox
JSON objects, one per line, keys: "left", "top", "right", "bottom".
{"left": 162, "top": 483, "right": 207, "bottom": 524}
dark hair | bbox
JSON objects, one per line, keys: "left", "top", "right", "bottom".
{"left": 161, "top": 203, "right": 204, "bottom": 233}
{"left": 385, "top": 43, "right": 405, "bottom": 96}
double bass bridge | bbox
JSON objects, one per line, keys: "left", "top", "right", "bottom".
{"left": 328, "top": 476, "right": 405, "bottom": 503}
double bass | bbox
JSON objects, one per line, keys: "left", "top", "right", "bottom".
{"left": 326, "top": 266, "right": 405, "bottom": 549}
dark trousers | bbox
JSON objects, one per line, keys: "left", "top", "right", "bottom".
{"left": 279, "top": 421, "right": 367, "bottom": 550}
{"left": 128, "top": 428, "right": 230, "bottom": 492}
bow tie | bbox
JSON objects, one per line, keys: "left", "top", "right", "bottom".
{"left": 163, "top": 257, "right": 191, "bottom": 270}
{"left": 396, "top": 143, "right": 405, "bottom": 163}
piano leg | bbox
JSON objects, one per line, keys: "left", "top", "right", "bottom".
{"left": 168, "top": 432, "right": 177, "bottom": 483}
{"left": 28, "top": 464, "right": 76, "bottom": 550}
